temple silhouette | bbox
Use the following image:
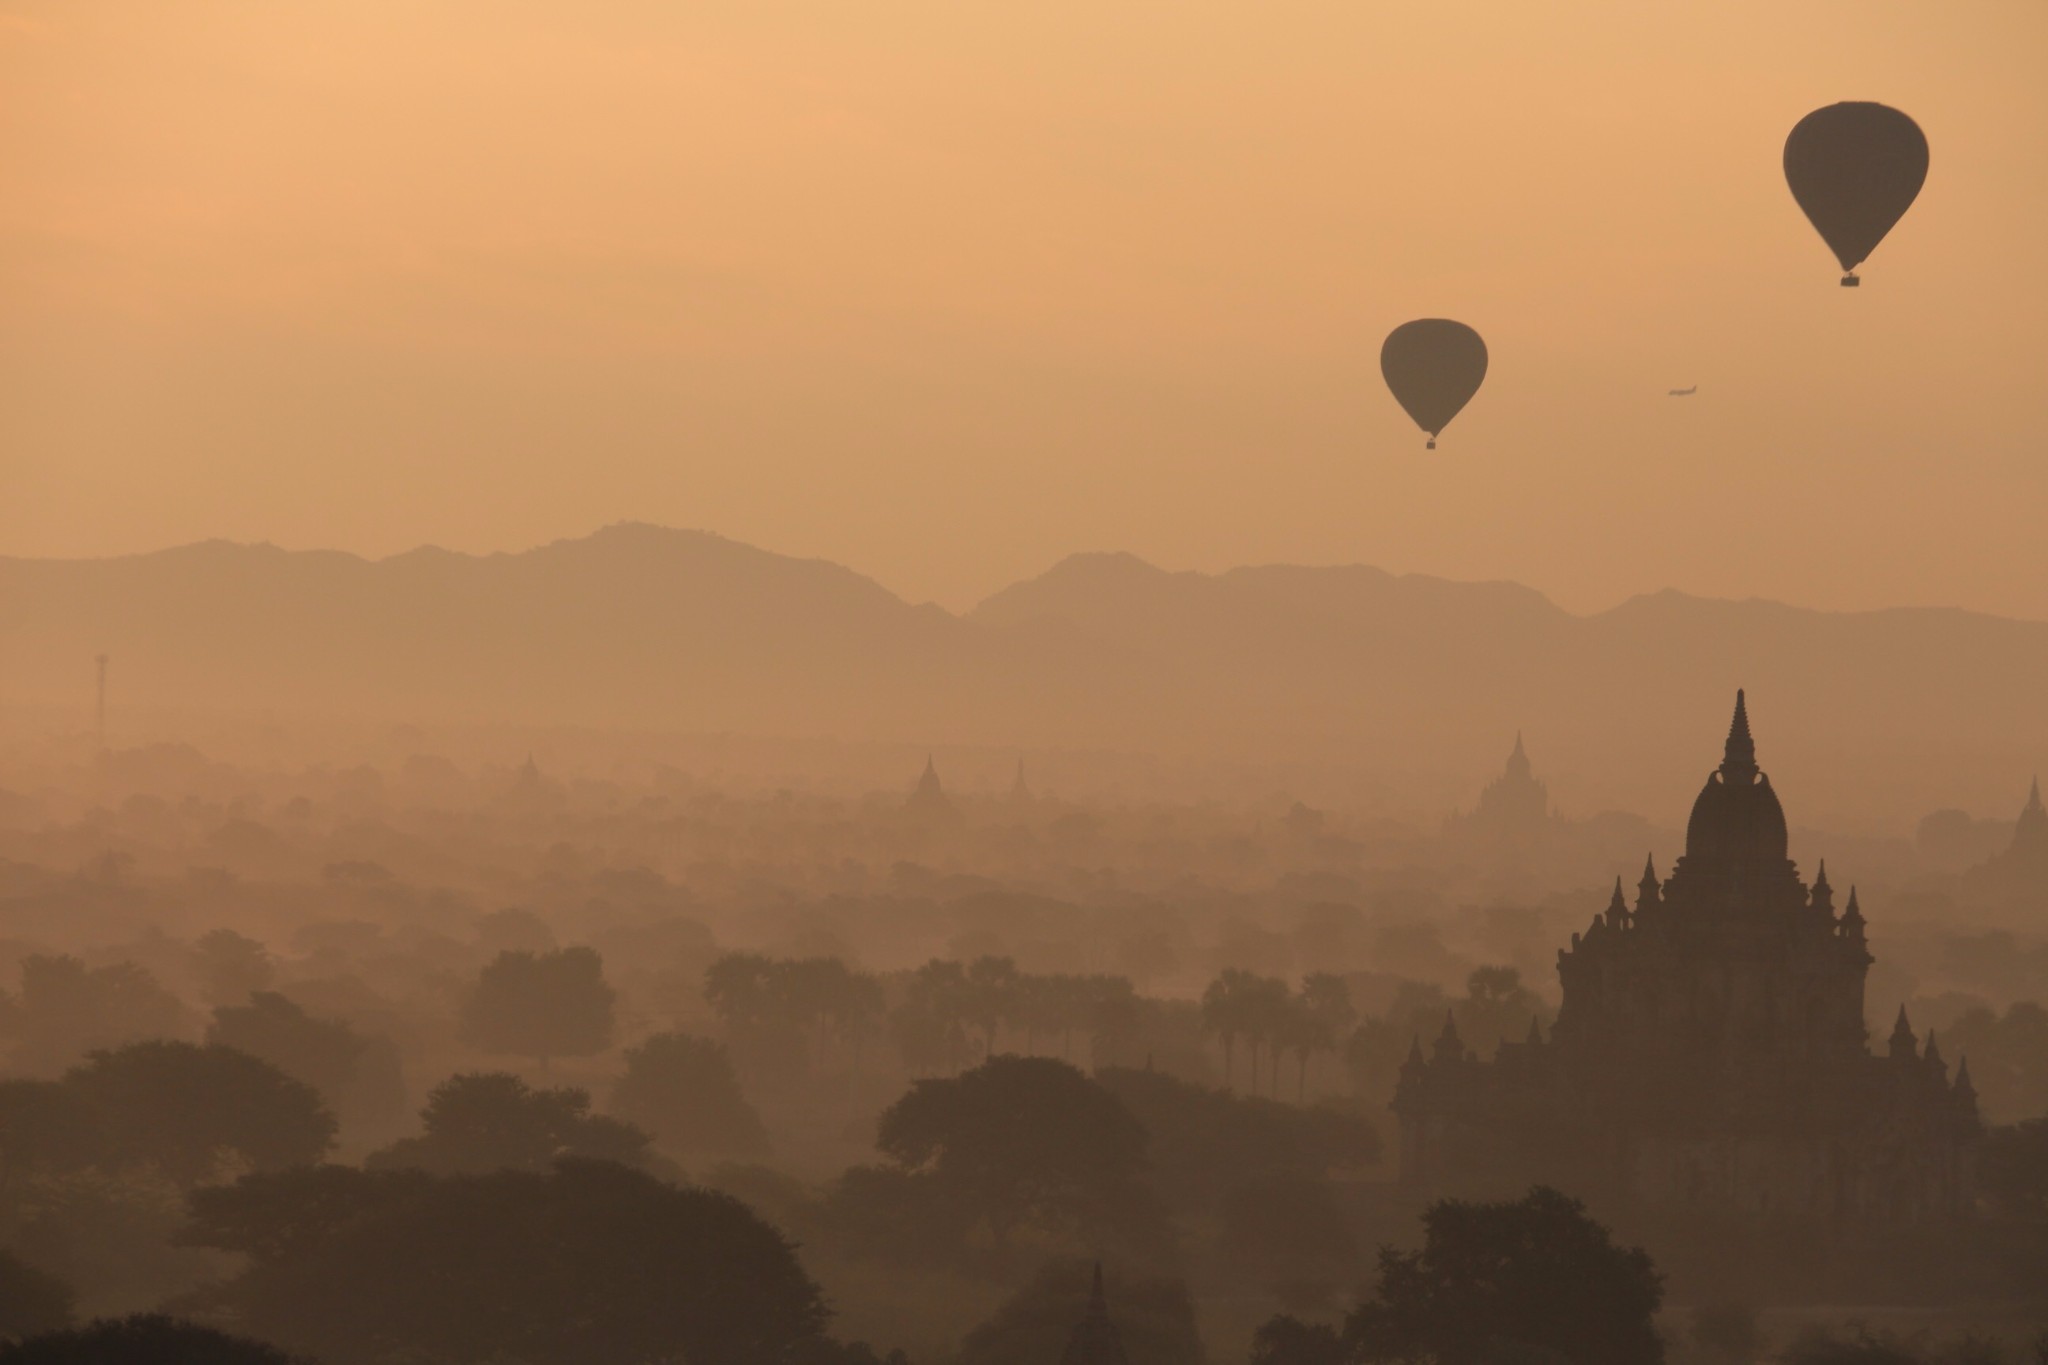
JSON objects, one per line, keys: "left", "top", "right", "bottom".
{"left": 1958, "top": 776, "right": 2048, "bottom": 917}
{"left": 1396, "top": 692, "right": 1981, "bottom": 1222}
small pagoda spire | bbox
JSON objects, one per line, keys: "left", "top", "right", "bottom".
{"left": 1432, "top": 1010, "right": 1466, "bottom": 1063}
{"left": 2018, "top": 776, "right": 2048, "bottom": 849}
{"left": 1888, "top": 1005, "right": 1918, "bottom": 1061}
{"left": 1953, "top": 1056, "right": 1977, "bottom": 1104}
{"left": 1635, "top": 855, "right": 1661, "bottom": 912}
{"left": 1840, "top": 886, "right": 1866, "bottom": 942}
{"left": 1924, "top": 1030, "right": 1946, "bottom": 1074}
{"left": 1720, "top": 689, "right": 1758, "bottom": 781}
{"left": 1606, "top": 877, "right": 1629, "bottom": 928}
{"left": 1059, "top": 1261, "right": 1129, "bottom": 1365}
{"left": 1811, "top": 860, "right": 1835, "bottom": 913}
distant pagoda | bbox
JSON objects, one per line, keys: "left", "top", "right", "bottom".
{"left": 1958, "top": 776, "right": 2048, "bottom": 915}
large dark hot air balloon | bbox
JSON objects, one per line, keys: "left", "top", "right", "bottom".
{"left": 1783, "top": 102, "right": 1927, "bottom": 287}
{"left": 1380, "top": 319, "right": 1487, "bottom": 450}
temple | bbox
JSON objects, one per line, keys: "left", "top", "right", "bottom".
{"left": 905, "top": 754, "right": 953, "bottom": 816}
{"left": 1395, "top": 692, "right": 1981, "bottom": 1222}
{"left": 1445, "top": 732, "right": 1554, "bottom": 847}
{"left": 1958, "top": 776, "right": 2048, "bottom": 916}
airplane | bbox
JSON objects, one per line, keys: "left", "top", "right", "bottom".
{"left": 1667, "top": 385, "right": 1698, "bottom": 396}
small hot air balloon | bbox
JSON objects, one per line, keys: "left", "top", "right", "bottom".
{"left": 1783, "top": 102, "right": 1928, "bottom": 287}
{"left": 1380, "top": 319, "right": 1487, "bottom": 450}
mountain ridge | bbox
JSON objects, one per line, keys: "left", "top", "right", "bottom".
{"left": 2, "top": 524, "right": 2041, "bottom": 823}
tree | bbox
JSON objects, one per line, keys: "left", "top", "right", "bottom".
{"left": 476, "top": 906, "right": 558, "bottom": 956}
{"left": 0, "top": 1315, "right": 298, "bottom": 1364}
{"left": 0, "top": 1082, "right": 102, "bottom": 1195}
{"left": 609, "top": 1032, "right": 770, "bottom": 1157}
{"left": 1239, "top": 975, "right": 1296, "bottom": 1098}
{"left": 1202, "top": 969, "right": 1255, "bottom": 1088}
{"left": 5, "top": 956, "right": 193, "bottom": 1074}
{"left": 1344, "top": 1187, "right": 1663, "bottom": 1365}
{"left": 962, "top": 956, "right": 1021, "bottom": 1059}
{"left": 876, "top": 1056, "right": 1157, "bottom": 1255}
{"left": 1096, "top": 1067, "right": 1379, "bottom": 1219}
{"left": 367, "top": 1072, "right": 658, "bottom": 1176}
{"left": 0, "top": 1251, "right": 73, "bottom": 1341}
{"left": 460, "top": 947, "right": 616, "bottom": 1068}
{"left": 62, "top": 1042, "right": 335, "bottom": 1184}
{"left": 1456, "top": 966, "right": 1548, "bottom": 1054}
{"left": 186, "top": 1161, "right": 830, "bottom": 1365}
{"left": 1251, "top": 1316, "right": 1349, "bottom": 1365}
{"left": 205, "top": 990, "right": 409, "bottom": 1128}
{"left": 191, "top": 929, "right": 276, "bottom": 1007}
{"left": 892, "top": 959, "right": 976, "bottom": 1077}
{"left": 1293, "top": 974, "right": 1357, "bottom": 1101}
{"left": 955, "top": 1259, "right": 1203, "bottom": 1365}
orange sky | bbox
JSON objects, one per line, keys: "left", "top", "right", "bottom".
{"left": 3, "top": 1, "right": 2045, "bottom": 618}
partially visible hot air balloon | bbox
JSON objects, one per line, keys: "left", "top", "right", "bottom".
{"left": 1380, "top": 320, "right": 1487, "bottom": 450}
{"left": 1783, "top": 102, "right": 1928, "bottom": 287}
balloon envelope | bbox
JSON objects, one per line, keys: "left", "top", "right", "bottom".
{"left": 1380, "top": 319, "right": 1487, "bottom": 445}
{"left": 1783, "top": 102, "right": 1927, "bottom": 281}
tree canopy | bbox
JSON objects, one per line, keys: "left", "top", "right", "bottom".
{"left": 367, "top": 1072, "right": 658, "bottom": 1176}
{"left": 0, "top": 1314, "right": 299, "bottom": 1364}
{"left": 184, "top": 1160, "right": 830, "bottom": 1365}
{"left": 1344, "top": 1187, "right": 1663, "bottom": 1365}
{"left": 608, "top": 1032, "right": 770, "bottom": 1157}
{"left": 61, "top": 1041, "right": 336, "bottom": 1184}
{"left": 459, "top": 947, "right": 616, "bottom": 1065}
{"left": 877, "top": 1056, "right": 1158, "bottom": 1255}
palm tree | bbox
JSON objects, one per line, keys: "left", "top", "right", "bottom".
{"left": 1202, "top": 968, "right": 1255, "bottom": 1088}
{"left": 1294, "top": 973, "right": 1357, "bottom": 1100}
{"left": 1238, "top": 974, "right": 1295, "bottom": 1097}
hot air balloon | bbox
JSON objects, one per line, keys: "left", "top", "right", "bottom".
{"left": 1783, "top": 102, "right": 1927, "bottom": 287}
{"left": 1380, "top": 319, "right": 1487, "bottom": 450}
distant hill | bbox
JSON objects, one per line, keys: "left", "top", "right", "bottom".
{"left": 2, "top": 524, "right": 2042, "bottom": 822}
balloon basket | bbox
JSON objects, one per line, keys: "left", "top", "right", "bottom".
{"left": 1840, "top": 273, "right": 1860, "bottom": 288}
{"left": 1425, "top": 439, "right": 1436, "bottom": 450}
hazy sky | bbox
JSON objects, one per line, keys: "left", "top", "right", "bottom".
{"left": 4, "top": 1, "right": 2045, "bottom": 618}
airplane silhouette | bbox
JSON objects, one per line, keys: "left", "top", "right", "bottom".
{"left": 1667, "top": 385, "right": 1697, "bottom": 396}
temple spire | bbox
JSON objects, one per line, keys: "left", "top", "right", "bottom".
{"left": 1506, "top": 731, "right": 1531, "bottom": 780}
{"left": 1889, "top": 1005, "right": 1917, "bottom": 1061}
{"left": 1719, "top": 689, "right": 1758, "bottom": 781}
{"left": 1636, "top": 855, "right": 1661, "bottom": 913}
{"left": 1433, "top": 1010, "right": 1466, "bottom": 1063}
{"left": 1811, "top": 859, "right": 1834, "bottom": 913}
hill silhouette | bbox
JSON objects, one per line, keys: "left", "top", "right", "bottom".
{"left": 3, "top": 525, "right": 2041, "bottom": 818}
